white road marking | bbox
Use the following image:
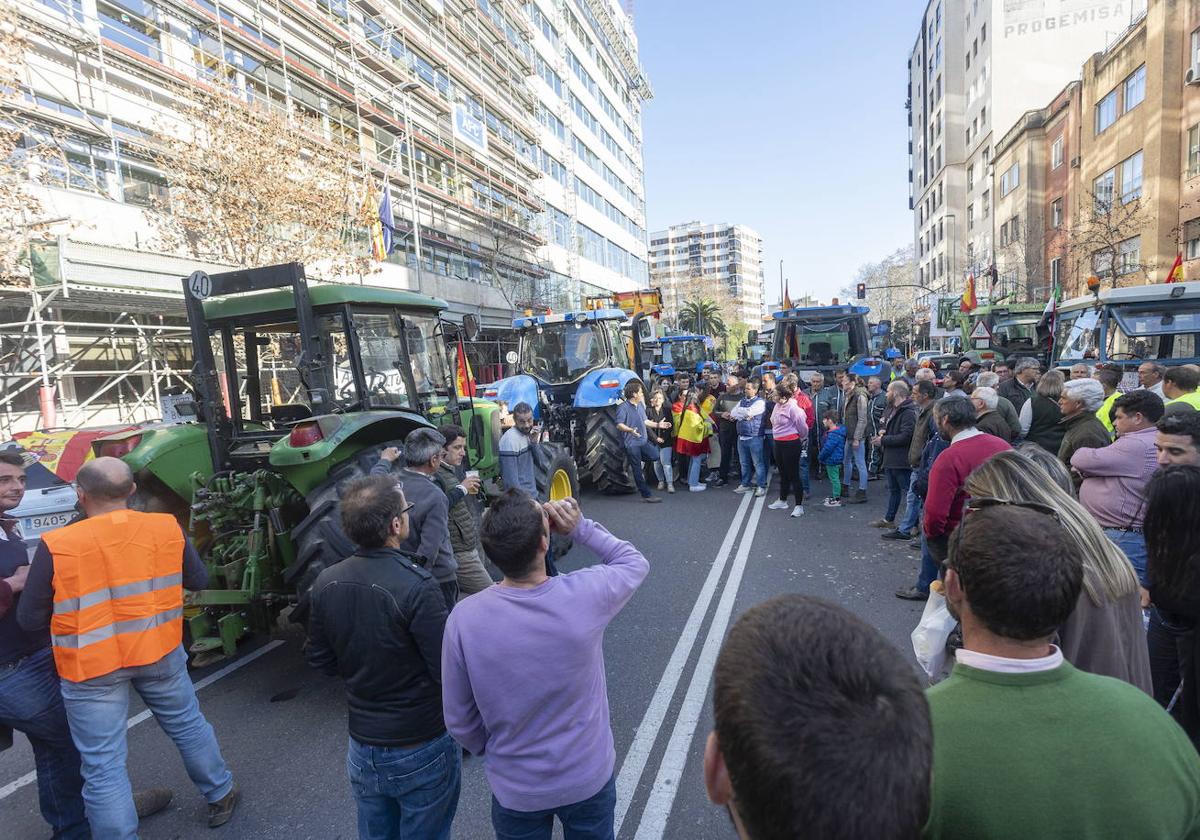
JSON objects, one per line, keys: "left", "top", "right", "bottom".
{"left": 613, "top": 490, "right": 755, "bottom": 836}
{"left": 0, "top": 639, "right": 286, "bottom": 801}
{"left": 632, "top": 493, "right": 766, "bottom": 840}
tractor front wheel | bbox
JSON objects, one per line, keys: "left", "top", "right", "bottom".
{"left": 534, "top": 442, "right": 580, "bottom": 557}
{"left": 583, "top": 407, "right": 635, "bottom": 495}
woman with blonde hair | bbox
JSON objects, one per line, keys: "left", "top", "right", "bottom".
{"left": 1019, "top": 368, "right": 1067, "bottom": 454}
{"left": 962, "top": 446, "right": 1151, "bottom": 692}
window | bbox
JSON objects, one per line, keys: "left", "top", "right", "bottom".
{"left": 1189, "top": 124, "right": 1200, "bottom": 178}
{"left": 1052, "top": 136, "right": 1064, "bottom": 169}
{"left": 1001, "top": 221, "right": 1009, "bottom": 246}
{"left": 1121, "top": 151, "right": 1143, "bottom": 204}
{"left": 981, "top": 23, "right": 986, "bottom": 42}
{"left": 1052, "top": 198, "right": 1063, "bottom": 228}
{"left": 999, "top": 163, "right": 1020, "bottom": 197}
{"left": 1193, "top": 27, "right": 1200, "bottom": 69}
{"left": 1124, "top": 65, "right": 1146, "bottom": 113}
{"left": 1051, "top": 257, "right": 1063, "bottom": 286}
{"left": 1094, "top": 168, "right": 1115, "bottom": 215}
{"left": 1094, "top": 250, "right": 1114, "bottom": 279}
{"left": 973, "top": 38, "right": 978, "bottom": 57}
{"left": 967, "top": 164, "right": 974, "bottom": 190}
{"left": 980, "top": 105, "right": 986, "bottom": 125}
{"left": 1096, "top": 89, "right": 1118, "bottom": 133}
{"left": 1118, "top": 236, "right": 1141, "bottom": 276}
{"left": 1186, "top": 220, "right": 1200, "bottom": 260}
{"left": 982, "top": 189, "right": 990, "bottom": 218}
{"left": 968, "top": 203, "right": 975, "bottom": 229}
{"left": 966, "top": 52, "right": 971, "bottom": 71}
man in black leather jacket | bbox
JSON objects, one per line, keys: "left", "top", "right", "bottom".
{"left": 304, "top": 473, "right": 459, "bottom": 838}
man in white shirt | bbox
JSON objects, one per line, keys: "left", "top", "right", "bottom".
{"left": 1139, "top": 361, "right": 1166, "bottom": 397}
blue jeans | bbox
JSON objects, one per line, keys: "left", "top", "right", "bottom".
{"left": 624, "top": 439, "right": 660, "bottom": 498}
{"left": 347, "top": 731, "right": 461, "bottom": 840}
{"left": 737, "top": 437, "right": 767, "bottom": 488}
{"left": 762, "top": 436, "right": 774, "bottom": 473}
{"left": 688, "top": 455, "right": 703, "bottom": 487}
{"left": 898, "top": 472, "right": 922, "bottom": 533}
{"left": 1104, "top": 528, "right": 1148, "bottom": 587}
{"left": 917, "top": 532, "right": 940, "bottom": 594}
{"left": 1148, "top": 608, "right": 1193, "bottom": 709}
{"left": 0, "top": 647, "right": 88, "bottom": 839}
{"left": 842, "top": 439, "right": 868, "bottom": 491}
{"left": 59, "top": 645, "right": 233, "bottom": 840}
{"left": 492, "top": 773, "right": 616, "bottom": 840}
{"left": 799, "top": 452, "right": 811, "bottom": 494}
{"left": 652, "top": 446, "right": 674, "bottom": 485}
{"left": 885, "top": 467, "right": 912, "bottom": 522}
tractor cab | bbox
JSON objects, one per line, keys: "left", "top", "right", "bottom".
{"left": 651, "top": 334, "right": 717, "bottom": 384}
{"left": 771, "top": 304, "right": 878, "bottom": 380}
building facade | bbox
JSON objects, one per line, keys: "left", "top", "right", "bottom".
{"left": 3, "top": 0, "right": 651, "bottom": 435}
{"left": 647, "top": 221, "right": 765, "bottom": 329}
{"left": 908, "top": 0, "right": 1147, "bottom": 313}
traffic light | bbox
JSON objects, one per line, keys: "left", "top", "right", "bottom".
{"left": 856, "top": 282, "right": 867, "bottom": 300}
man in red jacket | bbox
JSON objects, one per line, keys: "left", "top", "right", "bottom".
{"left": 923, "top": 396, "right": 1011, "bottom": 565}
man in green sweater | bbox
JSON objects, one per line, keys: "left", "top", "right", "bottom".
{"left": 925, "top": 503, "right": 1200, "bottom": 839}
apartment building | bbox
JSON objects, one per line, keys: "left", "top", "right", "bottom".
{"left": 2, "top": 0, "right": 651, "bottom": 434}
{"left": 647, "top": 221, "right": 765, "bottom": 329}
{"left": 992, "top": 81, "right": 1081, "bottom": 302}
{"left": 908, "top": 0, "right": 1145, "bottom": 310}
{"left": 1074, "top": 0, "right": 1185, "bottom": 293}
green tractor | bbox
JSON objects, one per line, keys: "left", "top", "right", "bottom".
{"left": 93, "top": 263, "right": 576, "bottom": 658}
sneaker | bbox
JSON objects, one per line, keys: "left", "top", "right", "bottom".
{"left": 871, "top": 518, "right": 895, "bottom": 529}
{"left": 642, "top": 495, "right": 663, "bottom": 504}
{"left": 733, "top": 485, "right": 752, "bottom": 493}
{"left": 894, "top": 586, "right": 929, "bottom": 602}
{"left": 689, "top": 484, "right": 707, "bottom": 492}
{"left": 657, "top": 482, "right": 666, "bottom": 491}
{"left": 768, "top": 500, "right": 790, "bottom": 510}
{"left": 823, "top": 497, "right": 842, "bottom": 508}
{"left": 666, "top": 484, "right": 676, "bottom": 494}
{"left": 711, "top": 478, "right": 728, "bottom": 487}
{"left": 207, "top": 787, "right": 240, "bottom": 828}
{"left": 754, "top": 487, "right": 766, "bottom": 497}
{"left": 790, "top": 505, "right": 805, "bottom": 518}
{"left": 882, "top": 529, "right": 913, "bottom": 541}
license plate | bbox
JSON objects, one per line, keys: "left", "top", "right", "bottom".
{"left": 21, "top": 512, "right": 73, "bottom": 536}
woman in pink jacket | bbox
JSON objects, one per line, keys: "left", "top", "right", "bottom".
{"left": 769, "top": 383, "right": 810, "bottom": 517}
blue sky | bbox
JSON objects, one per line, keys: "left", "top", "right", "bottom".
{"left": 634, "top": 1, "right": 915, "bottom": 306}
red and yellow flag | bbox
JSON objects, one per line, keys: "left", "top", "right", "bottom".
{"left": 1168, "top": 252, "right": 1184, "bottom": 284}
{"left": 960, "top": 272, "right": 978, "bottom": 313}
{"left": 455, "top": 338, "right": 475, "bottom": 398}
{"left": 782, "top": 281, "right": 793, "bottom": 311}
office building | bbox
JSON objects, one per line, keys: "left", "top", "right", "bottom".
{"left": 2, "top": 0, "right": 651, "bottom": 434}
{"left": 647, "top": 221, "right": 765, "bottom": 329}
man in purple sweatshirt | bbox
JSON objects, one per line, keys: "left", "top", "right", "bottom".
{"left": 441, "top": 490, "right": 649, "bottom": 839}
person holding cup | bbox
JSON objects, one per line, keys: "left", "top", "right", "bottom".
{"left": 435, "top": 424, "right": 494, "bottom": 599}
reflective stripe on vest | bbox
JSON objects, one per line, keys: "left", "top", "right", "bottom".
{"left": 43, "top": 510, "right": 186, "bottom": 682}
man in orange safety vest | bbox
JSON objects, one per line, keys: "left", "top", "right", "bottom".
{"left": 18, "top": 457, "right": 239, "bottom": 838}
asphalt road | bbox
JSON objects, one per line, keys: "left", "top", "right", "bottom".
{"left": 1, "top": 471, "right": 927, "bottom": 839}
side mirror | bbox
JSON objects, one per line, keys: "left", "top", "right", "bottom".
{"left": 637, "top": 318, "right": 655, "bottom": 341}
{"left": 462, "top": 313, "right": 481, "bottom": 341}
{"left": 747, "top": 330, "right": 759, "bottom": 345}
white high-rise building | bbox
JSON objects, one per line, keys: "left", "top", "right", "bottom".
{"left": 647, "top": 221, "right": 765, "bottom": 328}
{"left": 527, "top": 0, "right": 653, "bottom": 298}
{"left": 908, "top": 0, "right": 1147, "bottom": 305}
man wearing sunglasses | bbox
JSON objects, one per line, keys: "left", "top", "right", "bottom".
{"left": 924, "top": 502, "right": 1200, "bottom": 839}
{"left": 305, "top": 473, "right": 459, "bottom": 840}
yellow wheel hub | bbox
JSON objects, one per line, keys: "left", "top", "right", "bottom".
{"left": 550, "top": 468, "right": 573, "bottom": 501}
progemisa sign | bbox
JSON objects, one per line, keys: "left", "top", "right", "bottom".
{"left": 1002, "top": 0, "right": 1134, "bottom": 39}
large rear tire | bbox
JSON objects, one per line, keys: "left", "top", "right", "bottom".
{"left": 583, "top": 407, "right": 635, "bottom": 495}
{"left": 533, "top": 442, "right": 579, "bottom": 557}
{"left": 286, "top": 444, "right": 394, "bottom": 625}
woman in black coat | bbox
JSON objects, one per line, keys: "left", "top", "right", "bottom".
{"left": 871, "top": 381, "right": 918, "bottom": 528}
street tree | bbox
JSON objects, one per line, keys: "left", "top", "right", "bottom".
{"left": 1067, "top": 189, "right": 1149, "bottom": 294}
{"left": 148, "top": 83, "right": 376, "bottom": 277}
{"left": 678, "top": 299, "right": 727, "bottom": 340}
{"left": 995, "top": 214, "right": 1048, "bottom": 302}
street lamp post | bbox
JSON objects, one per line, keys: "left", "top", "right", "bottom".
{"left": 945, "top": 213, "right": 957, "bottom": 291}
{"left": 399, "top": 81, "right": 424, "bottom": 293}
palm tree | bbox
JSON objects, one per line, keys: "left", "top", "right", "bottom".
{"left": 678, "top": 299, "right": 726, "bottom": 338}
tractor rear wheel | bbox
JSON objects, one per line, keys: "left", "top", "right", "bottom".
{"left": 583, "top": 407, "right": 634, "bottom": 495}
{"left": 534, "top": 442, "right": 579, "bottom": 557}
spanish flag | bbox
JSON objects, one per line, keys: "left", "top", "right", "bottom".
{"left": 367, "top": 184, "right": 392, "bottom": 262}
{"left": 1168, "top": 252, "right": 1184, "bottom": 284}
{"left": 960, "top": 272, "right": 978, "bottom": 313}
{"left": 782, "top": 280, "right": 793, "bottom": 311}
{"left": 455, "top": 338, "right": 475, "bottom": 398}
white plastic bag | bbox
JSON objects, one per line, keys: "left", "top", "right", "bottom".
{"left": 911, "top": 590, "right": 957, "bottom": 680}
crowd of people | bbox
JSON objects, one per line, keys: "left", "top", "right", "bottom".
{"left": 9, "top": 350, "right": 1200, "bottom": 839}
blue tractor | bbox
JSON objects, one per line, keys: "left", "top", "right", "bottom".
{"left": 483, "top": 309, "right": 643, "bottom": 495}
{"left": 649, "top": 334, "right": 718, "bottom": 387}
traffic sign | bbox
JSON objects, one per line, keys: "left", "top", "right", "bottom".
{"left": 187, "top": 271, "right": 212, "bottom": 300}
{"left": 968, "top": 319, "right": 991, "bottom": 340}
